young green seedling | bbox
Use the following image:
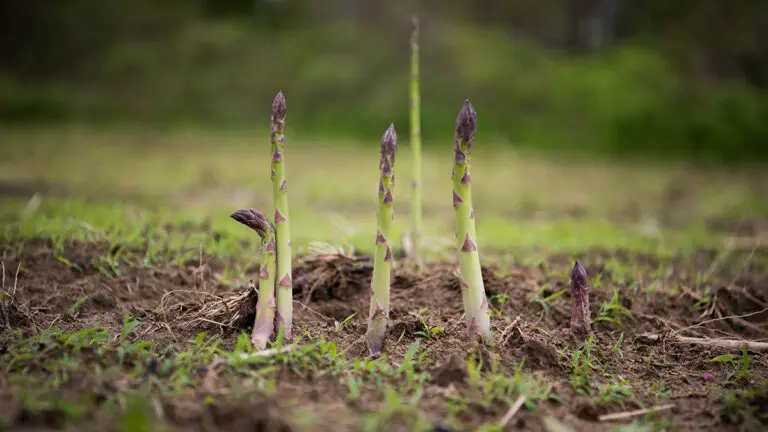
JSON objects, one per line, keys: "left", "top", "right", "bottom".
{"left": 570, "top": 261, "right": 591, "bottom": 334}
{"left": 366, "top": 124, "right": 398, "bottom": 356}
{"left": 408, "top": 14, "right": 424, "bottom": 272}
{"left": 451, "top": 99, "right": 491, "bottom": 343}
{"left": 270, "top": 91, "right": 294, "bottom": 341}
{"left": 231, "top": 208, "right": 276, "bottom": 350}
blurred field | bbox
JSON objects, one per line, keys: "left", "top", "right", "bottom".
{"left": 2, "top": 125, "right": 767, "bottom": 259}
{"left": 3, "top": 3, "right": 767, "bottom": 163}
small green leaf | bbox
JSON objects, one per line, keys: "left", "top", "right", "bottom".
{"left": 398, "top": 340, "right": 420, "bottom": 373}
{"left": 711, "top": 354, "right": 735, "bottom": 363}
{"left": 347, "top": 374, "right": 360, "bottom": 400}
{"left": 543, "top": 289, "right": 567, "bottom": 303}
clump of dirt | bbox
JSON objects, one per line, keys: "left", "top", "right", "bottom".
{"left": 431, "top": 353, "right": 468, "bottom": 387}
{"left": 292, "top": 251, "right": 373, "bottom": 302}
{"left": 1, "top": 295, "right": 35, "bottom": 330}
{"left": 166, "top": 394, "right": 294, "bottom": 432}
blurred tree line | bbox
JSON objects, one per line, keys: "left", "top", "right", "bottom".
{"left": 1, "top": 0, "right": 766, "bottom": 162}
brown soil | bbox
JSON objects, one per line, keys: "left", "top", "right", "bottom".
{"left": 1, "top": 239, "right": 767, "bottom": 431}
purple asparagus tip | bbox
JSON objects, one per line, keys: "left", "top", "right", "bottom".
{"left": 231, "top": 208, "right": 270, "bottom": 238}
{"left": 272, "top": 91, "right": 286, "bottom": 123}
{"left": 456, "top": 99, "right": 477, "bottom": 144}
{"left": 571, "top": 261, "right": 587, "bottom": 286}
{"left": 570, "top": 261, "right": 591, "bottom": 335}
{"left": 380, "top": 124, "right": 397, "bottom": 174}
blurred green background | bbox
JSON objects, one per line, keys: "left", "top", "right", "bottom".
{"left": 1, "top": 0, "right": 767, "bottom": 163}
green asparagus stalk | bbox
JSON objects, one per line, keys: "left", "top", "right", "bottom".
{"left": 270, "top": 91, "right": 293, "bottom": 341}
{"left": 569, "top": 261, "right": 591, "bottom": 334}
{"left": 366, "top": 124, "right": 398, "bottom": 356}
{"left": 409, "top": 14, "right": 424, "bottom": 272}
{"left": 231, "top": 208, "right": 276, "bottom": 350}
{"left": 452, "top": 99, "right": 492, "bottom": 343}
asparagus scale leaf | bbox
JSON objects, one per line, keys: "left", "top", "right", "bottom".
{"left": 231, "top": 208, "right": 277, "bottom": 350}
{"left": 270, "top": 91, "right": 294, "bottom": 341}
{"left": 366, "top": 124, "right": 398, "bottom": 356}
{"left": 409, "top": 14, "right": 424, "bottom": 272}
{"left": 569, "top": 261, "right": 591, "bottom": 335}
{"left": 451, "top": 99, "right": 492, "bottom": 343}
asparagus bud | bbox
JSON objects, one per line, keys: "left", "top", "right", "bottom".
{"left": 231, "top": 208, "right": 270, "bottom": 238}
{"left": 409, "top": 14, "right": 424, "bottom": 271}
{"left": 451, "top": 99, "right": 492, "bottom": 343}
{"left": 569, "top": 261, "right": 591, "bottom": 334}
{"left": 231, "top": 208, "right": 277, "bottom": 350}
{"left": 270, "top": 91, "right": 294, "bottom": 341}
{"left": 366, "top": 124, "right": 398, "bottom": 356}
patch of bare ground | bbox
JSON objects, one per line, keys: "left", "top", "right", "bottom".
{"left": 1, "top": 239, "right": 767, "bottom": 431}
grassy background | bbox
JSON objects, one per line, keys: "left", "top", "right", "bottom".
{"left": 2, "top": 126, "right": 766, "bottom": 270}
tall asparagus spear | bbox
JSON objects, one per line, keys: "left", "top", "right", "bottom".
{"left": 452, "top": 99, "right": 492, "bottom": 343}
{"left": 409, "top": 14, "right": 424, "bottom": 272}
{"left": 270, "top": 91, "right": 293, "bottom": 341}
{"left": 366, "top": 124, "right": 398, "bottom": 356}
{"left": 231, "top": 208, "right": 277, "bottom": 350}
{"left": 569, "top": 261, "right": 591, "bottom": 334}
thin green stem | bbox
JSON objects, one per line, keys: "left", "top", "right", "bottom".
{"left": 252, "top": 229, "right": 277, "bottom": 349}
{"left": 366, "top": 124, "right": 397, "bottom": 356}
{"left": 270, "top": 91, "right": 293, "bottom": 341}
{"left": 409, "top": 14, "right": 423, "bottom": 272}
{"left": 230, "top": 209, "right": 277, "bottom": 350}
{"left": 452, "top": 100, "right": 492, "bottom": 343}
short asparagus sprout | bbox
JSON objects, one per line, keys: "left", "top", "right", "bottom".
{"left": 231, "top": 208, "right": 277, "bottom": 350}
{"left": 366, "top": 124, "right": 398, "bottom": 356}
{"left": 569, "top": 261, "right": 591, "bottom": 334}
{"left": 452, "top": 99, "right": 492, "bottom": 343}
{"left": 270, "top": 91, "right": 294, "bottom": 341}
{"left": 408, "top": 14, "right": 424, "bottom": 271}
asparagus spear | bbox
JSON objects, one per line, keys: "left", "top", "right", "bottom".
{"left": 366, "top": 124, "right": 398, "bottom": 356}
{"left": 452, "top": 99, "right": 492, "bottom": 343}
{"left": 270, "top": 91, "right": 294, "bottom": 341}
{"left": 231, "top": 208, "right": 277, "bottom": 350}
{"left": 409, "top": 14, "right": 424, "bottom": 272}
{"left": 569, "top": 261, "right": 591, "bottom": 334}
